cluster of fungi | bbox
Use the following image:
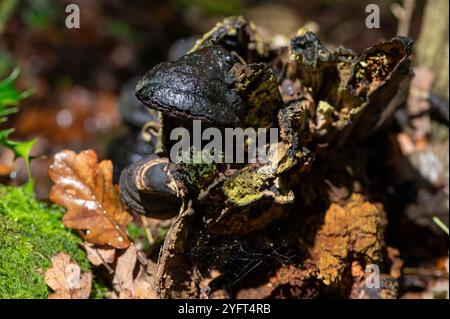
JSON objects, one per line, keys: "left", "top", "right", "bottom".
{"left": 119, "top": 16, "right": 413, "bottom": 298}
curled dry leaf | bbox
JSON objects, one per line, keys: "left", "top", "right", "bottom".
{"left": 82, "top": 242, "right": 116, "bottom": 266}
{"left": 132, "top": 273, "right": 157, "bottom": 299}
{"left": 45, "top": 252, "right": 92, "bottom": 299}
{"left": 112, "top": 245, "right": 156, "bottom": 299}
{"left": 49, "top": 149, "right": 133, "bottom": 249}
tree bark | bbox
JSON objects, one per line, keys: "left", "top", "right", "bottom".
{"left": 415, "top": 0, "right": 449, "bottom": 98}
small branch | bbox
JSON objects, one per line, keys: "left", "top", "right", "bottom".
{"left": 403, "top": 267, "right": 448, "bottom": 278}
{"left": 141, "top": 215, "right": 155, "bottom": 245}
{"left": 391, "top": 0, "right": 415, "bottom": 36}
{"left": 94, "top": 249, "right": 115, "bottom": 274}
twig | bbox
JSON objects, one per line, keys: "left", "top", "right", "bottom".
{"left": 141, "top": 215, "right": 155, "bottom": 245}
{"left": 94, "top": 248, "right": 115, "bottom": 274}
{"left": 391, "top": 0, "right": 415, "bottom": 36}
{"left": 404, "top": 267, "right": 448, "bottom": 278}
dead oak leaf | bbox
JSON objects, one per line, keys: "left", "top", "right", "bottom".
{"left": 49, "top": 149, "right": 132, "bottom": 249}
{"left": 132, "top": 275, "right": 157, "bottom": 299}
{"left": 82, "top": 242, "right": 116, "bottom": 267}
{"left": 112, "top": 245, "right": 137, "bottom": 293}
{"left": 112, "top": 245, "right": 156, "bottom": 299}
{"left": 45, "top": 252, "right": 92, "bottom": 299}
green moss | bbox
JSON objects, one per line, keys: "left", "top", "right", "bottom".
{"left": 223, "top": 170, "right": 269, "bottom": 206}
{"left": 91, "top": 278, "right": 111, "bottom": 299}
{"left": 180, "top": 148, "right": 219, "bottom": 189}
{"left": 0, "top": 185, "right": 89, "bottom": 298}
{"left": 186, "top": 162, "right": 218, "bottom": 188}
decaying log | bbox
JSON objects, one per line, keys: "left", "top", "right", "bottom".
{"left": 142, "top": 18, "right": 414, "bottom": 299}
{"left": 155, "top": 193, "right": 400, "bottom": 299}
{"left": 156, "top": 200, "right": 197, "bottom": 298}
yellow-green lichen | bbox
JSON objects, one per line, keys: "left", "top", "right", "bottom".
{"left": 223, "top": 170, "right": 269, "bottom": 206}
{"left": 317, "top": 100, "right": 334, "bottom": 115}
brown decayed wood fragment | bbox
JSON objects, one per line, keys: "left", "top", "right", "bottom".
{"left": 312, "top": 194, "right": 387, "bottom": 286}
{"left": 237, "top": 263, "right": 320, "bottom": 299}
{"left": 156, "top": 201, "right": 198, "bottom": 298}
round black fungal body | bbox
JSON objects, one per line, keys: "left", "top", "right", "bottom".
{"left": 135, "top": 45, "right": 245, "bottom": 127}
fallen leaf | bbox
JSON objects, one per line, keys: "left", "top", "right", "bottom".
{"left": 112, "top": 245, "right": 156, "bottom": 299}
{"left": 132, "top": 271, "right": 157, "bottom": 299}
{"left": 45, "top": 252, "right": 92, "bottom": 299}
{"left": 113, "top": 245, "right": 137, "bottom": 293}
{"left": 118, "top": 289, "right": 134, "bottom": 299}
{"left": 49, "top": 149, "right": 133, "bottom": 249}
{"left": 82, "top": 242, "right": 116, "bottom": 266}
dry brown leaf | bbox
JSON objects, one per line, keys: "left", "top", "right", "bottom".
{"left": 132, "top": 273, "right": 157, "bottom": 299}
{"left": 118, "top": 289, "right": 134, "bottom": 299}
{"left": 82, "top": 243, "right": 116, "bottom": 266}
{"left": 113, "top": 245, "right": 137, "bottom": 293}
{"left": 49, "top": 149, "right": 133, "bottom": 249}
{"left": 112, "top": 245, "right": 156, "bottom": 299}
{"left": 45, "top": 252, "right": 92, "bottom": 299}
